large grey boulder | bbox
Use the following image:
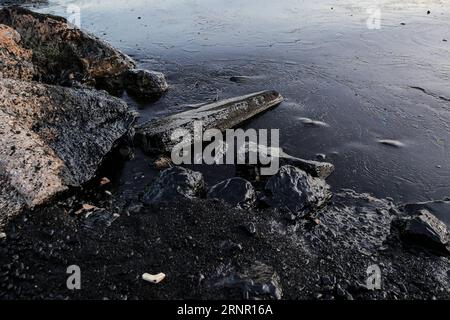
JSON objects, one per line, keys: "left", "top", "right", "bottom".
{"left": 142, "top": 166, "right": 205, "bottom": 204}
{"left": 0, "top": 78, "right": 136, "bottom": 220}
{"left": 264, "top": 165, "right": 331, "bottom": 213}
{"left": 207, "top": 177, "right": 256, "bottom": 209}
{"left": 0, "top": 7, "right": 169, "bottom": 99}
{"left": 0, "top": 6, "right": 135, "bottom": 86}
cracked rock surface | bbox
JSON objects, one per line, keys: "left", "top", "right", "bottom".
{"left": 0, "top": 6, "right": 135, "bottom": 86}
{"left": 0, "top": 78, "right": 136, "bottom": 222}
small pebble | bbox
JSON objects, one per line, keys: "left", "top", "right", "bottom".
{"left": 241, "top": 223, "right": 257, "bottom": 236}
{"left": 99, "top": 177, "right": 111, "bottom": 186}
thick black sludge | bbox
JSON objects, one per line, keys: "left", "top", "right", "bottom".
{"left": 1, "top": 188, "right": 450, "bottom": 300}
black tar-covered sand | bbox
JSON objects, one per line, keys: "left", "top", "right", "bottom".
{"left": 1, "top": 188, "right": 449, "bottom": 300}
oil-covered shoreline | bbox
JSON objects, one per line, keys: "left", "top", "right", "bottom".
{"left": 1, "top": 2, "right": 450, "bottom": 300}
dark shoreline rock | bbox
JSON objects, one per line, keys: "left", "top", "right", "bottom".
{"left": 401, "top": 199, "right": 450, "bottom": 227}
{"left": 0, "top": 6, "right": 135, "bottom": 87}
{"left": 213, "top": 262, "right": 283, "bottom": 300}
{"left": 207, "top": 177, "right": 256, "bottom": 209}
{"left": 393, "top": 209, "right": 450, "bottom": 255}
{"left": 264, "top": 165, "right": 331, "bottom": 214}
{"left": 0, "top": 6, "right": 169, "bottom": 99}
{"left": 142, "top": 166, "right": 205, "bottom": 205}
{"left": 0, "top": 78, "right": 136, "bottom": 219}
{"left": 124, "top": 69, "right": 168, "bottom": 100}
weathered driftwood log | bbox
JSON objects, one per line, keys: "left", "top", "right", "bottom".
{"left": 136, "top": 90, "right": 284, "bottom": 154}
{"left": 237, "top": 142, "right": 335, "bottom": 179}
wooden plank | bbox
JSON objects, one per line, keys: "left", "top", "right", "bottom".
{"left": 136, "top": 90, "right": 284, "bottom": 153}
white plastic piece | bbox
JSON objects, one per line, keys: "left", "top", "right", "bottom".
{"left": 142, "top": 272, "right": 166, "bottom": 284}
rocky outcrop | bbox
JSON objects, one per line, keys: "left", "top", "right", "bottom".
{"left": 207, "top": 177, "right": 256, "bottom": 209}
{"left": 0, "top": 24, "right": 34, "bottom": 80}
{"left": 142, "top": 166, "right": 205, "bottom": 204}
{"left": 0, "top": 7, "right": 169, "bottom": 98}
{"left": 0, "top": 6, "right": 134, "bottom": 87}
{"left": 263, "top": 165, "right": 331, "bottom": 214}
{"left": 0, "top": 78, "right": 136, "bottom": 218}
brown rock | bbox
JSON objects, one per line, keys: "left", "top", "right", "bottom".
{"left": 0, "top": 24, "right": 34, "bottom": 80}
{"left": 154, "top": 156, "right": 173, "bottom": 169}
{"left": 0, "top": 78, "right": 136, "bottom": 219}
{"left": 0, "top": 6, "right": 135, "bottom": 86}
{"left": 99, "top": 177, "right": 111, "bottom": 186}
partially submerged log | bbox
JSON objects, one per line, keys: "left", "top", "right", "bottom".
{"left": 0, "top": 78, "right": 136, "bottom": 220}
{"left": 237, "top": 142, "right": 335, "bottom": 179}
{"left": 136, "top": 90, "right": 284, "bottom": 153}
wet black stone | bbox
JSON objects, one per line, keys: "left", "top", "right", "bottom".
{"left": 207, "top": 177, "right": 256, "bottom": 209}
{"left": 82, "top": 209, "right": 118, "bottom": 232}
{"left": 240, "top": 222, "right": 257, "bottom": 236}
{"left": 214, "top": 262, "right": 283, "bottom": 300}
{"left": 124, "top": 69, "right": 168, "bottom": 100}
{"left": 142, "top": 166, "right": 205, "bottom": 205}
{"left": 393, "top": 209, "right": 450, "bottom": 255}
{"left": 264, "top": 165, "right": 331, "bottom": 214}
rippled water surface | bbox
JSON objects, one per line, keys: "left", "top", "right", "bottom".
{"left": 35, "top": 0, "right": 450, "bottom": 203}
